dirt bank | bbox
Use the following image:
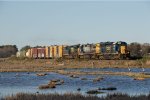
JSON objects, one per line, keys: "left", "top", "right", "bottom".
{"left": 55, "top": 70, "right": 150, "bottom": 79}
{"left": 0, "top": 58, "right": 150, "bottom": 72}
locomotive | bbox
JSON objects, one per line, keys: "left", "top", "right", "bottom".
{"left": 26, "top": 41, "right": 130, "bottom": 60}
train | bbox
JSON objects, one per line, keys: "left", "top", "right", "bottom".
{"left": 25, "top": 41, "right": 130, "bottom": 60}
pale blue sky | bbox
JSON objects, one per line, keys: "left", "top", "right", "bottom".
{"left": 0, "top": 0, "right": 150, "bottom": 49}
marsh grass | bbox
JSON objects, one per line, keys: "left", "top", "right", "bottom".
{"left": 1, "top": 57, "right": 150, "bottom": 72}
{"left": 3, "top": 93, "right": 150, "bottom": 100}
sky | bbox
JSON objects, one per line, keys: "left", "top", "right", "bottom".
{"left": 0, "top": 0, "right": 150, "bottom": 49}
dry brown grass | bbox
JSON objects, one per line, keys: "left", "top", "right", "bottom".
{"left": 0, "top": 58, "right": 150, "bottom": 72}
{"left": 55, "top": 70, "right": 150, "bottom": 79}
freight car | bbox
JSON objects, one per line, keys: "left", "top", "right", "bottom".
{"left": 45, "top": 46, "right": 50, "bottom": 59}
{"left": 31, "top": 48, "right": 38, "bottom": 59}
{"left": 65, "top": 44, "right": 80, "bottom": 59}
{"left": 26, "top": 47, "right": 46, "bottom": 59}
{"left": 78, "top": 44, "right": 95, "bottom": 59}
{"left": 26, "top": 41, "right": 130, "bottom": 60}
{"left": 44, "top": 45, "right": 66, "bottom": 59}
{"left": 37, "top": 48, "right": 46, "bottom": 58}
{"left": 54, "top": 45, "right": 80, "bottom": 59}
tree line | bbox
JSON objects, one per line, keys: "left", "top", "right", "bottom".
{"left": 128, "top": 42, "right": 150, "bottom": 58}
{"left": 0, "top": 45, "right": 18, "bottom": 58}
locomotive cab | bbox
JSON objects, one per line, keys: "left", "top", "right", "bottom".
{"left": 115, "top": 41, "right": 129, "bottom": 59}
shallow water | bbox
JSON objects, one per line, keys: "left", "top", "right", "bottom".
{"left": 0, "top": 68, "right": 150, "bottom": 98}
{"left": 65, "top": 67, "right": 150, "bottom": 73}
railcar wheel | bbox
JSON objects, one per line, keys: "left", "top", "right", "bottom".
{"left": 99, "top": 56, "right": 104, "bottom": 60}
{"left": 119, "top": 55, "right": 124, "bottom": 60}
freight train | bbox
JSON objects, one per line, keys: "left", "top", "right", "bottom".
{"left": 25, "top": 41, "right": 130, "bottom": 60}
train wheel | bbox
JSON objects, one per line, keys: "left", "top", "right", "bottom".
{"left": 95, "top": 55, "right": 99, "bottom": 60}
{"left": 119, "top": 55, "right": 124, "bottom": 60}
{"left": 89, "top": 55, "right": 92, "bottom": 59}
{"left": 99, "top": 56, "right": 104, "bottom": 60}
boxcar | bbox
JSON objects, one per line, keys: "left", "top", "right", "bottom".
{"left": 31, "top": 48, "right": 38, "bottom": 59}
{"left": 62, "top": 46, "right": 70, "bottom": 57}
{"left": 54, "top": 45, "right": 59, "bottom": 58}
{"left": 45, "top": 46, "right": 50, "bottom": 58}
{"left": 37, "top": 48, "right": 45, "bottom": 59}
{"left": 58, "top": 45, "right": 63, "bottom": 58}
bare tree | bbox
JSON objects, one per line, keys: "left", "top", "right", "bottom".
{"left": 128, "top": 42, "right": 142, "bottom": 58}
